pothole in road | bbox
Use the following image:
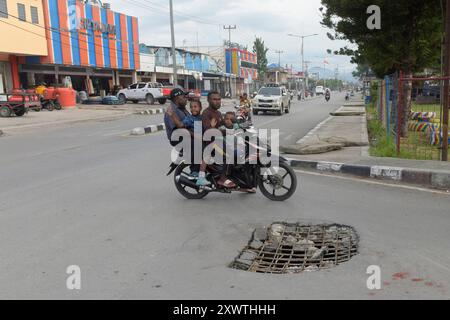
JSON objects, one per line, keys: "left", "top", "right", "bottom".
{"left": 229, "top": 222, "right": 359, "bottom": 274}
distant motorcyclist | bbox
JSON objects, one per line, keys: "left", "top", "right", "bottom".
{"left": 325, "top": 89, "right": 331, "bottom": 101}
{"left": 237, "top": 93, "right": 252, "bottom": 124}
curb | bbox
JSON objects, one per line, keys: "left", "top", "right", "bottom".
{"left": 138, "top": 108, "right": 165, "bottom": 115}
{"left": 288, "top": 159, "right": 450, "bottom": 190}
{"left": 130, "top": 123, "right": 166, "bottom": 136}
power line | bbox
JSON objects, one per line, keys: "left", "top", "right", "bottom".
{"left": 125, "top": 0, "right": 220, "bottom": 26}
{"left": 123, "top": 0, "right": 258, "bottom": 51}
{"left": 141, "top": 0, "right": 221, "bottom": 26}
{"left": 0, "top": 15, "right": 138, "bottom": 65}
{"left": 223, "top": 25, "right": 236, "bottom": 48}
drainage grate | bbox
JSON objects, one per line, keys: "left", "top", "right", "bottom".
{"left": 230, "top": 222, "right": 359, "bottom": 274}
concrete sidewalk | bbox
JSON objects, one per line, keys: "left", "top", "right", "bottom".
{"left": 0, "top": 107, "right": 133, "bottom": 134}
{"left": 283, "top": 99, "right": 450, "bottom": 190}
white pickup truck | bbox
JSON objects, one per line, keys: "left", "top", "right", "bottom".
{"left": 252, "top": 84, "right": 291, "bottom": 116}
{"left": 315, "top": 86, "right": 325, "bottom": 95}
{"left": 117, "top": 82, "right": 165, "bottom": 105}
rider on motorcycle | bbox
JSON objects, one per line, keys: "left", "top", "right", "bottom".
{"left": 325, "top": 89, "right": 331, "bottom": 101}
{"left": 237, "top": 93, "right": 252, "bottom": 124}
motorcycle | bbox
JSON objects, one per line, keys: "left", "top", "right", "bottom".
{"left": 325, "top": 93, "right": 330, "bottom": 102}
{"left": 167, "top": 123, "right": 298, "bottom": 201}
{"left": 234, "top": 103, "right": 252, "bottom": 124}
{"left": 41, "top": 98, "right": 62, "bottom": 111}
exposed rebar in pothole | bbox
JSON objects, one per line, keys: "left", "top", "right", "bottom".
{"left": 229, "top": 222, "right": 359, "bottom": 274}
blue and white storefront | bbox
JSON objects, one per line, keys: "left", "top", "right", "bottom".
{"left": 138, "top": 45, "right": 225, "bottom": 93}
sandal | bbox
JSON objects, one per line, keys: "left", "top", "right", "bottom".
{"left": 240, "top": 188, "right": 256, "bottom": 194}
{"left": 218, "top": 177, "right": 236, "bottom": 188}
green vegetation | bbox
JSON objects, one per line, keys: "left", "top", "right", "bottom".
{"left": 321, "top": 0, "right": 444, "bottom": 136}
{"left": 411, "top": 103, "right": 450, "bottom": 120}
{"left": 252, "top": 37, "right": 269, "bottom": 80}
{"left": 366, "top": 103, "right": 446, "bottom": 160}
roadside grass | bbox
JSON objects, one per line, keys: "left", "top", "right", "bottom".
{"left": 366, "top": 103, "right": 447, "bottom": 160}
{"left": 411, "top": 103, "right": 450, "bottom": 120}
{"left": 399, "top": 132, "right": 442, "bottom": 161}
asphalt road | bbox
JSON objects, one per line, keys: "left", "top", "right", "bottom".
{"left": 0, "top": 95, "right": 449, "bottom": 300}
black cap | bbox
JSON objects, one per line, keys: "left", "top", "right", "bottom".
{"left": 170, "top": 88, "right": 189, "bottom": 101}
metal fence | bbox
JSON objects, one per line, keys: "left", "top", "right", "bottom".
{"left": 373, "top": 73, "right": 450, "bottom": 161}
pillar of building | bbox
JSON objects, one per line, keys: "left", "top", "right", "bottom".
{"left": 55, "top": 66, "right": 60, "bottom": 85}
{"left": 114, "top": 71, "right": 120, "bottom": 86}
{"left": 132, "top": 70, "right": 138, "bottom": 83}
{"left": 27, "top": 72, "right": 36, "bottom": 87}
{"left": 185, "top": 75, "right": 189, "bottom": 90}
{"left": 151, "top": 73, "right": 157, "bottom": 83}
{"left": 9, "top": 55, "right": 20, "bottom": 89}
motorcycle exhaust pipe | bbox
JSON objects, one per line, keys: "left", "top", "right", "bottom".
{"left": 176, "top": 175, "right": 200, "bottom": 189}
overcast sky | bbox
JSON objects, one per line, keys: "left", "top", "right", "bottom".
{"left": 107, "top": 0, "right": 357, "bottom": 79}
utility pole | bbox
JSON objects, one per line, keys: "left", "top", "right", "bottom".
{"left": 275, "top": 50, "right": 284, "bottom": 67}
{"left": 304, "top": 60, "right": 311, "bottom": 90}
{"left": 223, "top": 25, "right": 236, "bottom": 48}
{"left": 287, "top": 33, "right": 318, "bottom": 99}
{"left": 169, "top": 0, "right": 177, "bottom": 86}
{"left": 442, "top": 0, "right": 450, "bottom": 161}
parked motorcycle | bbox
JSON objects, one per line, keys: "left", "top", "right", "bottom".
{"left": 167, "top": 124, "right": 298, "bottom": 201}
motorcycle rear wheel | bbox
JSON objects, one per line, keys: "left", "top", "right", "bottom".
{"left": 174, "top": 163, "right": 209, "bottom": 200}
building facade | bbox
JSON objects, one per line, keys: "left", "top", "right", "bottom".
{"left": 0, "top": 0, "right": 48, "bottom": 93}
{"left": 225, "top": 47, "right": 258, "bottom": 95}
{"left": 18, "top": 0, "right": 140, "bottom": 95}
{"left": 138, "top": 44, "right": 227, "bottom": 94}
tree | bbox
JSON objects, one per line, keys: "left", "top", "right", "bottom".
{"left": 253, "top": 37, "right": 269, "bottom": 80}
{"left": 321, "top": 0, "right": 444, "bottom": 136}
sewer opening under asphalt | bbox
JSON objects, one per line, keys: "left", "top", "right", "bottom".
{"left": 229, "top": 222, "right": 359, "bottom": 274}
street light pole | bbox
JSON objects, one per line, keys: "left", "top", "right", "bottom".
{"left": 223, "top": 25, "right": 236, "bottom": 48}
{"left": 288, "top": 33, "right": 318, "bottom": 98}
{"left": 275, "top": 50, "right": 284, "bottom": 67}
{"left": 169, "top": 0, "right": 177, "bottom": 86}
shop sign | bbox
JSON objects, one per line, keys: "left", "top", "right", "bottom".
{"left": 79, "top": 18, "right": 116, "bottom": 36}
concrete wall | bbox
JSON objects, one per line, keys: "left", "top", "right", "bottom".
{"left": 0, "top": 0, "right": 48, "bottom": 56}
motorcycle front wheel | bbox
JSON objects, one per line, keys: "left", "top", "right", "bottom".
{"left": 174, "top": 163, "right": 209, "bottom": 200}
{"left": 258, "top": 162, "right": 297, "bottom": 201}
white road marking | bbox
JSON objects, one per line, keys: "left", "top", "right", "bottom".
{"left": 415, "top": 253, "right": 450, "bottom": 274}
{"left": 294, "top": 169, "right": 450, "bottom": 195}
{"left": 257, "top": 117, "right": 288, "bottom": 128}
{"left": 103, "top": 130, "right": 133, "bottom": 137}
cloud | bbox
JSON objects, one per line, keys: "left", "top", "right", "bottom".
{"left": 106, "top": 0, "right": 357, "bottom": 77}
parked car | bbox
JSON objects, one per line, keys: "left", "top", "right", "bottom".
{"left": 252, "top": 84, "right": 291, "bottom": 116}
{"left": 117, "top": 82, "right": 165, "bottom": 105}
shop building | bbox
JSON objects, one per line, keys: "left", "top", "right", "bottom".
{"left": 138, "top": 45, "right": 226, "bottom": 94}
{"left": 225, "top": 47, "right": 258, "bottom": 95}
{"left": 18, "top": 0, "right": 140, "bottom": 95}
{"left": 0, "top": 0, "right": 48, "bottom": 93}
